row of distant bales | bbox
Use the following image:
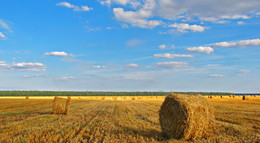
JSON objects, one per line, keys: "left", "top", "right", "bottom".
{"left": 24, "top": 94, "right": 257, "bottom": 100}
{"left": 208, "top": 95, "right": 256, "bottom": 100}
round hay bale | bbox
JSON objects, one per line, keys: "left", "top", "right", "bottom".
{"left": 242, "top": 95, "right": 245, "bottom": 100}
{"left": 159, "top": 93, "right": 215, "bottom": 140}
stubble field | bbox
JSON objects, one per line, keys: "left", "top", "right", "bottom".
{"left": 0, "top": 96, "right": 259, "bottom": 142}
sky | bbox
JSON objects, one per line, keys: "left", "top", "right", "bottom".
{"left": 0, "top": 0, "right": 260, "bottom": 93}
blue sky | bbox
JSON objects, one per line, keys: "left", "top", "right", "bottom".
{"left": 0, "top": 0, "right": 260, "bottom": 92}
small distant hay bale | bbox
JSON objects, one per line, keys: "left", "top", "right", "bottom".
{"left": 112, "top": 97, "right": 117, "bottom": 100}
{"left": 159, "top": 93, "right": 215, "bottom": 140}
{"left": 220, "top": 95, "right": 222, "bottom": 98}
{"left": 53, "top": 97, "right": 71, "bottom": 115}
{"left": 232, "top": 95, "right": 235, "bottom": 98}
{"left": 132, "top": 97, "right": 136, "bottom": 100}
{"left": 25, "top": 96, "right": 29, "bottom": 99}
{"left": 242, "top": 95, "right": 245, "bottom": 100}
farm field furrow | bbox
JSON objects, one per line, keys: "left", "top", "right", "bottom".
{"left": 0, "top": 96, "right": 259, "bottom": 142}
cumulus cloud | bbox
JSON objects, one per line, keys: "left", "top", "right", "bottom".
{"left": 153, "top": 53, "right": 194, "bottom": 59}
{"left": 0, "top": 32, "right": 6, "bottom": 40}
{"left": 109, "top": 0, "right": 260, "bottom": 28}
{"left": 10, "top": 62, "right": 46, "bottom": 72}
{"left": 57, "top": 2, "right": 92, "bottom": 11}
{"left": 208, "top": 74, "right": 224, "bottom": 77}
{"left": 113, "top": 0, "right": 162, "bottom": 28}
{"left": 169, "top": 23, "right": 207, "bottom": 32}
{"left": 0, "top": 61, "right": 46, "bottom": 72}
{"left": 158, "top": 44, "right": 166, "bottom": 49}
{"left": 213, "top": 39, "right": 260, "bottom": 48}
{"left": 55, "top": 76, "right": 75, "bottom": 80}
{"left": 45, "top": 51, "right": 72, "bottom": 57}
{"left": 153, "top": 61, "right": 189, "bottom": 68}
{"left": 124, "top": 63, "right": 139, "bottom": 68}
{"left": 186, "top": 46, "right": 214, "bottom": 54}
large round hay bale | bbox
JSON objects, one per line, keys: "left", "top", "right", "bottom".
{"left": 159, "top": 93, "right": 215, "bottom": 140}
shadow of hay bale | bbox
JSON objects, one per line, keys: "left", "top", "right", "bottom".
{"left": 113, "top": 123, "right": 165, "bottom": 141}
{"left": 159, "top": 93, "right": 215, "bottom": 140}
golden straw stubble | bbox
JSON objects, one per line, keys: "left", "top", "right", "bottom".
{"left": 159, "top": 93, "right": 215, "bottom": 140}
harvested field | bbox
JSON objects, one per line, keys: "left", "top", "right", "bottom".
{"left": 0, "top": 96, "right": 259, "bottom": 142}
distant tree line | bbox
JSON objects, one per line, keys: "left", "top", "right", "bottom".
{"left": 0, "top": 91, "right": 234, "bottom": 96}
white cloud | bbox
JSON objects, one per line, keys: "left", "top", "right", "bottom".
{"left": 0, "top": 32, "right": 6, "bottom": 40}
{"left": 45, "top": 51, "right": 72, "bottom": 57}
{"left": 220, "top": 15, "right": 250, "bottom": 20}
{"left": 171, "top": 45, "right": 175, "bottom": 48}
{"left": 55, "top": 76, "right": 75, "bottom": 80}
{"left": 57, "top": 2, "right": 92, "bottom": 11}
{"left": 108, "top": 0, "right": 260, "bottom": 28}
{"left": 213, "top": 42, "right": 236, "bottom": 47}
{"left": 101, "top": 0, "right": 140, "bottom": 8}
{"left": 113, "top": 0, "right": 162, "bottom": 28}
{"left": 186, "top": 46, "right": 214, "bottom": 54}
{"left": 0, "top": 62, "right": 46, "bottom": 72}
{"left": 153, "top": 61, "right": 189, "bottom": 68}
{"left": 91, "top": 65, "right": 107, "bottom": 69}
{"left": 158, "top": 44, "right": 166, "bottom": 49}
{"left": 213, "top": 39, "right": 260, "bottom": 48}
{"left": 208, "top": 74, "right": 224, "bottom": 77}
{"left": 238, "top": 70, "right": 251, "bottom": 73}
{"left": 10, "top": 62, "right": 46, "bottom": 72}
{"left": 124, "top": 63, "right": 139, "bottom": 68}
{"left": 169, "top": 23, "right": 207, "bottom": 32}
{"left": 0, "top": 61, "right": 8, "bottom": 68}
{"left": 0, "top": 19, "right": 10, "bottom": 31}
{"left": 22, "top": 75, "right": 46, "bottom": 78}
{"left": 153, "top": 53, "right": 194, "bottom": 59}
